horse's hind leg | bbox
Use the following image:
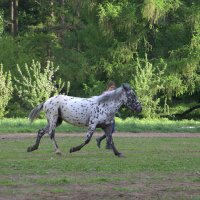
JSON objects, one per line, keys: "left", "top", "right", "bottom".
{"left": 27, "top": 125, "right": 49, "bottom": 152}
{"left": 50, "top": 129, "right": 61, "bottom": 155}
{"left": 48, "top": 116, "right": 62, "bottom": 155}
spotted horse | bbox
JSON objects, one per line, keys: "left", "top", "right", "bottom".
{"left": 27, "top": 83, "right": 142, "bottom": 157}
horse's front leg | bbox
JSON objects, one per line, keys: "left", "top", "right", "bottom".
{"left": 103, "top": 124, "right": 124, "bottom": 157}
{"left": 69, "top": 125, "right": 96, "bottom": 153}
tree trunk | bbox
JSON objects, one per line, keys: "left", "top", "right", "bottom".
{"left": 60, "top": 0, "right": 65, "bottom": 25}
{"left": 11, "top": 0, "right": 18, "bottom": 37}
{"left": 60, "top": 0, "right": 65, "bottom": 45}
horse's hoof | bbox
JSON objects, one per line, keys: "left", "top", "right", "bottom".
{"left": 69, "top": 148, "right": 74, "bottom": 153}
{"left": 55, "top": 150, "right": 62, "bottom": 155}
{"left": 27, "top": 145, "right": 38, "bottom": 152}
{"left": 27, "top": 146, "right": 32, "bottom": 152}
{"left": 117, "top": 153, "right": 125, "bottom": 158}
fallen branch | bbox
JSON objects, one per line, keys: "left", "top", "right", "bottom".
{"left": 161, "top": 104, "right": 200, "bottom": 120}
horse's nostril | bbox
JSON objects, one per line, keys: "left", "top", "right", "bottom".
{"left": 136, "top": 106, "right": 142, "bottom": 113}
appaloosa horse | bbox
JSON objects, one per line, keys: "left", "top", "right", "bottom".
{"left": 27, "top": 83, "right": 142, "bottom": 157}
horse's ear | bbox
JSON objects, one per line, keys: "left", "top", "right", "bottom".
{"left": 122, "top": 83, "right": 131, "bottom": 91}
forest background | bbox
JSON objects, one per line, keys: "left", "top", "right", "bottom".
{"left": 0, "top": 0, "right": 199, "bottom": 119}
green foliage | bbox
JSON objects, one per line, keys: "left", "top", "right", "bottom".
{"left": 0, "top": 0, "right": 200, "bottom": 118}
{"left": 163, "top": 75, "right": 187, "bottom": 99}
{"left": 163, "top": 2, "right": 200, "bottom": 98}
{"left": 98, "top": 1, "right": 138, "bottom": 36}
{"left": 98, "top": 2, "right": 122, "bottom": 36}
{"left": 142, "top": 0, "right": 181, "bottom": 24}
{"left": 133, "top": 55, "right": 166, "bottom": 118}
{"left": 0, "top": 35, "right": 47, "bottom": 75}
{"left": 0, "top": 64, "right": 13, "bottom": 118}
{"left": 83, "top": 78, "right": 105, "bottom": 97}
{"left": 0, "top": 37, "right": 19, "bottom": 72}
{"left": 15, "top": 60, "right": 64, "bottom": 108}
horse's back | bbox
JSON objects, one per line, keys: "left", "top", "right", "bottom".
{"left": 59, "top": 95, "right": 96, "bottom": 126}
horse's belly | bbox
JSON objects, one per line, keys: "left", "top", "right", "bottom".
{"left": 61, "top": 108, "right": 89, "bottom": 126}
{"left": 63, "top": 117, "right": 88, "bottom": 127}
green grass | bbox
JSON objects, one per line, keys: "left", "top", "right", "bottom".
{"left": 0, "top": 117, "right": 200, "bottom": 133}
{"left": 0, "top": 136, "right": 200, "bottom": 199}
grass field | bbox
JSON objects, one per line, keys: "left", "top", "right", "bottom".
{"left": 1, "top": 135, "right": 200, "bottom": 199}
{"left": 0, "top": 117, "right": 200, "bottom": 133}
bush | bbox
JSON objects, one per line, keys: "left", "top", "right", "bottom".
{"left": 0, "top": 64, "right": 13, "bottom": 118}
{"left": 132, "top": 55, "right": 167, "bottom": 118}
{"left": 15, "top": 60, "right": 65, "bottom": 109}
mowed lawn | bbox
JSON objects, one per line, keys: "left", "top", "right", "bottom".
{"left": 0, "top": 135, "right": 200, "bottom": 200}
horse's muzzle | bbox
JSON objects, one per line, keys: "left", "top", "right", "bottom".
{"left": 135, "top": 105, "right": 142, "bottom": 113}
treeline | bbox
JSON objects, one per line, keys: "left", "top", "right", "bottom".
{"left": 0, "top": 0, "right": 200, "bottom": 118}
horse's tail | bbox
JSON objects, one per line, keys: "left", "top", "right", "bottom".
{"left": 28, "top": 103, "right": 44, "bottom": 123}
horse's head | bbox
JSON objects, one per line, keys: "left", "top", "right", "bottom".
{"left": 122, "top": 83, "right": 142, "bottom": 113}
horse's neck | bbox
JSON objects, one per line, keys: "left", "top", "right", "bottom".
{"left": 109, "top": 93, "right": 126, "bottom": 113}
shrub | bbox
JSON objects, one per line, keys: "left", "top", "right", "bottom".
{"left": 0, "top": 64, "right": 13, "bottom": 118}
{"left": 132, "top": 54, "right": 166, "bottom": 118}
{"left": 15, "top": 60, "right": 65, "bottom": 108}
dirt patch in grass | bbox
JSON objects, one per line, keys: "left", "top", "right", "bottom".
{"left": 1, "top": 172, "right": 200, "bottom": 200}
